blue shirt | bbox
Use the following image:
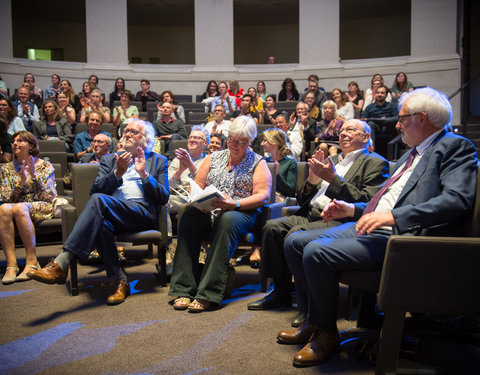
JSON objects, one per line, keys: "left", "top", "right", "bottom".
{"left": 73, "top": 131, "right": 113, "bottom": 155}
{"left": 362, "top": 101, "right": 398, "bottom": 120}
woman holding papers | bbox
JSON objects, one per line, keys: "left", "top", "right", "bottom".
{"left": 169, "top": 116, "right": 272, "bottom": 312}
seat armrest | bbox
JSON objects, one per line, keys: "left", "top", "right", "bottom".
{"left": 60, "top": 204, "right": 76, "bottom": 242}
{"left": 263, "top": 201, "right": 287, "bottom": 221}
{"left": 281, "top": 205, "right": 300, "bottom": 216}
{"left": 378, "top": 235, "right": 480, "bottom": 314}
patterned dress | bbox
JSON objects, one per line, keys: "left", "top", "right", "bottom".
{"left": 206, "top": 148, "right": 262, "bottom": 201}
{"left": 0, "top": 159, "right": 57, "bottom": 221}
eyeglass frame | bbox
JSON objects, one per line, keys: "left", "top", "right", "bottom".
{"left": 227, "top": 136, "right": 248, "bottom": 146}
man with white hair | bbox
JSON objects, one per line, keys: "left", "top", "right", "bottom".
{"left": 29, "top": 120, "right": 170, "bottom": 305}
{"left": 278, "top": 87, "right": 478, "bottom": 367}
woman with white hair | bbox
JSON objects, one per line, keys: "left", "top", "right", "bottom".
{"left": 316, "top": 100, "right": 343, "bottom": 158}
{"left": 169, "top": 116, "right": 272, "bottom": 312}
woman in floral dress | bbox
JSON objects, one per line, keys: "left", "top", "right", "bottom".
{"left": 0, "top": 131, "right": 57, "bottom": 284}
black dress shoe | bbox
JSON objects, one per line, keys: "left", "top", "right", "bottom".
{"left": 292, "top": 312, "right": 307, "bottom": 327}
{"left": 247, "top": 289, "right": 292, "bottom": 310}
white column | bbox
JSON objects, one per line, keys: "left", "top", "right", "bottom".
{"left": 0, "top": 0, "right": 13, "bottom": 60}
{"left": 299, "top": 0, "right": 340, "bottom": 67}
{"left": 85, "top": 0, "right": 129, "bottom": 66}
{"left": 411, "top": 0, "right": 458, "bottom": 58}
{"left": 194, "top": 0, "right": 234, "bottom": 70}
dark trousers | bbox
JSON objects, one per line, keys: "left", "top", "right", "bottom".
{"left": 261, "top": 215, "right": 342, "bottom": 289}
{"left": 169, "top": 206, "right": 259, "bottom": 304}
{"left": 63, "top": 193, "right": 155, "bottom": 277}
{"left": 284, "top": 222, "right": 390, "bottom": 333}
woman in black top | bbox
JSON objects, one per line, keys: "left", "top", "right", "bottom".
{"left": 278, "top": 78, "right": 299, "bottom": 101}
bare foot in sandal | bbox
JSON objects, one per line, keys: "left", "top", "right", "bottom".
{"left": 188, "top": 299, "right": 211, "bottom": 313}
{"left": 173, "top": 297, "right": 191, "bottom": 310}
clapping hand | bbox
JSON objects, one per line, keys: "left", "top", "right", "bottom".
{"left": 115, "top": 151, "right": 132, "bottom": 178}
{"left": 308, "top": 149, "right": 336, "bottom": 183}
{"left": 134, "top": 146, "right": 147, "bottom": 179}
{"left": 19, "top": 156, "right": 37, "bottom": 185}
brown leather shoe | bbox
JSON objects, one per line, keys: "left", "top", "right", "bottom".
{"left": 292, "top": 327, "right": 340, "bottom": 367}
{"left": 106, "top": 280, "right": 130, "bottom": 305}
{"left": 277, "top": 324, "right": 315, "bottom": 345}
{"left": 27, "top": 259, "right": 68, "bottom": 285}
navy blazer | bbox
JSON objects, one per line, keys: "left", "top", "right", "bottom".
{"left": 90, "top": 151, "right": 170, "bottom": 222}
{"left": 354, "top": 129, "right": 478, "bottom": 236}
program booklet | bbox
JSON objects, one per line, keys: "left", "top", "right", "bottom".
{"left": 171, "top": 178, "right": 223, "bottom": 213}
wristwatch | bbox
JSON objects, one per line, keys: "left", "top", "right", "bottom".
{"left": 234, "top": 200, "right": 240, "bottom": 211}
{"left": 305, "top": 180, "right": 316, "bottom": 188}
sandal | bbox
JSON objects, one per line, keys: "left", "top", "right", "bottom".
{"left": 188, "top": 299, "right": 211, "bottom": 313}
{"left": 16, "top": 262, "right": 41, "bottom": 282}
{"left": 2, "top": 265, "right": 19, "bottom": 285}
{"left": 173, "top": 297, "right": 191, "bottom": 310}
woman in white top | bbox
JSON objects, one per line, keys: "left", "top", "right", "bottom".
{"left": 332, "top": 88, "right": 354, "bottom": 121}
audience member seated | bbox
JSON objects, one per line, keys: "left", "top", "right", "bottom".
{"left": 260, "top": 95, "right": 281, "bottom": 125}
{"left": 109, "top": 78, "right": 130, "bottom": 111}
{"left": 0, "top": 117, "right": 12, "bottom": 163}
{"left": 78, "top": 81, "right": 94, "bottom": 109}
{"left": 345, "top": 81, "right": 364, "bottom": 114}
{"left": 88, "top": 75, "right": 105, "bottom": 100}
{"left": 55, "top": 92, "right": 76, "bottom": 125}
{"left": 363, "top": 74, "right": 392, "bottom": 110}
{"left": 248, "top": 120, "right": 388, "bottom": 319}
{"left": 361, "top": 85, "right": 399, "bottom": 157}
{"left": 288, "top": 102, "right": 317, "bottom": 160}
{"left": 247, "top": 87, "right": 264, "bottom": 116}
{"left": 278, "top": 78, "right": 300, "bottom": 101}
{"left": 0, "top": 75, "right": 8, "bottom": 98}
{"left": 113, "top": 90, "right": 139, "bottom": 137}
{"left": 316, "top": 100, "right": 343, "bottom": 158}
{"left": 166, "top": 125, "right": 209, "bottom": 240}
{"left": 205, "top": 105, "right": 232, "bottom": 137}
{"left": 209, "top": 81, "right": 237, "bottom": 114}
{"left": 230, "top": 94, "right": 259, "bottom": 125}
{"left": 59, "top": 80, "right": 81, "bottom": 112}
{"left": 79, "top": 133, "right": 111, "bottom": 163}
{"left": 23, "top": 73, "right": 43, "bottom": 102}
{"left": 45, "top": 74, "right": 61, "bottom": 100}
{"left": 0, "top": 98, "right": 25, "bottom": 135}
{"left": 228, "top": 80, "right": 244, "bottom": 107}
{"left": 14, "top": 86, "right": 39, "bottom": 132}
{"left": 135, "top": 79, "right": 160, "bottom": 112}
{"left": 33, "top": 100, "right": 74, "bottom": 152}
{"left": 267, "top": 56, "right": 276, "bottom": 64}
{"left": 249, "top": 128, "right": 299, "bottom": 267}
{"left": 156, "top": 90, "right": 185, "bottom": 123}
{"left": 201, "top": 80, "right": 219, "bottom": 100}
{"left": 391, "top": 72, "right": 414, "bottom": 100}
{"left": 28, "top": 120, "right": 170, "bottom": 305}
{"left": 256, "top": 81, "right": 268, "bottom": 100}
{"left": 299, "top": 77, "right": 327, "bottom": 108}
{"left": 279, "top": 87, "right": 477, "bottom": 367}
{"left": 303, "top": 91, "right": 322, "bottom": 122}
{"left": 332, "top": 88, "right": 354, "bottom": 122}
{"left": 80, "top": 89, "right": 111, "bottom": 123}
{"left": 168, "top": 116, "right": 272, "bottom": 312}
{"left": 153, "top": 102, "right": 188, "bottom": 159}
{"left": 74, "top": 110, "right": 113, "bottom": 161}
{"left": 0, "top": 131, "right": 57, "bottom": 285}
{"left": 207, "top": 132, "right": 224, "bottom": 154}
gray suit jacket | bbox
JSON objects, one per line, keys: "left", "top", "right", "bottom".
{"left": 353, "top": 129, "right": 478, "bottom": 236}
{"left": 295, "top": 148, "right": 389, "bottom": 220}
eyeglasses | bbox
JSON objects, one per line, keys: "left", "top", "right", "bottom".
{"left": 123, "top": 128, "right": 141, "bottom": 136}
{"left": 340, "top": 127, "right": 364, "bottom": 134}
{"left": 227, "top": 136, "right": 248, "bottom": 146}
{"left": 397, "top": 112, "right": 421, "bottom": 123}
{"left": 188, "top": 136, "right": 206, "bottom": 142}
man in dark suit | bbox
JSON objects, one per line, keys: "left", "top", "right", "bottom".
{"left": 279, "top": 87, "right": 478, "bottom": 367}
{"left": 28, "top": 120, "right": 170, "bottom": 305}
{"left": 247, "top": 120, "right": 389, "bottom": 314}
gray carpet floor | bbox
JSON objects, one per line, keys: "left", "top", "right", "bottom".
{"left": 1, "top": 242, "right": 478, "bottom": 374}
